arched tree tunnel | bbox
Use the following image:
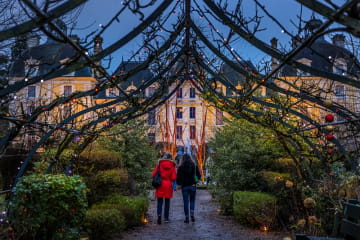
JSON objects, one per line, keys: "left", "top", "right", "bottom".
{"left": 0, "top": 0, "right": 359, "bottom": 216}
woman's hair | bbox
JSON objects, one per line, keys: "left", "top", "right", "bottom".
{"left": 160, "top": 152, "right": 173, "bottom": 160}
{"left": 181, "top": 153, "right": 194, "bottom": 165}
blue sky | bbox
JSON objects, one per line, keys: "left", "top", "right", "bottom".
{"left": 73, "top": 0, "right": 340, "bottom": 73}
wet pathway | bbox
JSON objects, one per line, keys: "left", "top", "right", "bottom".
{"left": 118, "top": 189, "right": 292, "bottom": 240}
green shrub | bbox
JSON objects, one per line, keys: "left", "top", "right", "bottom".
{"left": 84, "top": 203, "right": 126, "bottom": 240}
{"left": 233, "top": 191, "right": 277, "bottom": 228}
{"left": 104, "top": 194, "right": 149, "bottom": 228}
{"left": 8, "top": 174, "right": 87, "bottom": 240}
{"left": 79, "top": 150, "right": 122, "bottom": 173}
{"left": 86, "top": 168, "right": 129, "bottom": 204}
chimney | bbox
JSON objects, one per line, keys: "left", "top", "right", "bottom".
{"left": 270, "top": 38, "right": 278, "bottom": 71}
{"left": 94, "top": 35, "right": 103, "bottom": 55}
{"left": 26, "top": 33, "right": 40, "bottom": 49}
{"left": 332, "top": 34, "right": 345, "bottom": 48}
{"left": 93, "top": 36, "right": 103, "bottom": 77}
{"left": 291, "top": 35, "right": 302, "bottom": 48}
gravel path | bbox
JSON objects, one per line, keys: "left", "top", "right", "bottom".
{"left": 118, "top": 189, "right": 293, "bottom": 240}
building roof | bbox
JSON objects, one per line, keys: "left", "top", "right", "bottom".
{"left": 9, "top": 35, "right": 92, "bottom": 78}
{"left": 112, "top": 61, "right": 154, "bottom": 90}
{"left": 281, "top": 37, "right": 360, "bottom": 76}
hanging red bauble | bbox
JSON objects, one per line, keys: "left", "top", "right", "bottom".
{"left": 325, "top": 114, "right": 334, "bottom": 123}
{"left": 327, "top": 149, "right": 333, "bottom": 155}
{"left": 326, "top": 134, "right": 334, "bottom": 141}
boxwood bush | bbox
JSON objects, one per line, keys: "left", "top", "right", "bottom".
{"left": 233, "top": 191, "right": 277, "bottom": 228}
{"left": 86, "top": 168, "right": 129, "bottom": 203}
{"left": 84, "top": 203, "right": 126, "bottom": 240}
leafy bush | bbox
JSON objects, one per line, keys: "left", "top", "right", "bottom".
{"left": 8, "top": 174, "right": 87, "bottom": 240}
{"left": 95, "top": 120, "right": 158, "bottom": 196}
{"left": 84, "top": 203, "right": 126, "bottom": 240}
{"left": 260, "top": 171, "right": 291, "bottom": 190}
{"left": 233, "top": 191, "right": 277, "bottom": 228}
{"left": 86, "top": 168, "right": 129, "bottom": 204}
{"left": 104, "top": 194, "right": 149, "bottom": 228}
{"left": 208, "top": 119, "right": 286, "bottom": 214}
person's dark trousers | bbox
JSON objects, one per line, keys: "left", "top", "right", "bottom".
{"left": 157, "top": 198, "right": 170, "bottom": 219}
{"left": 181, "top": 186, "right": 196, "bottom": 218}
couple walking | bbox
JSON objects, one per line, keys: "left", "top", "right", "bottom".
{"left": 151, "top": 152, "right": 201, "bottom": 224}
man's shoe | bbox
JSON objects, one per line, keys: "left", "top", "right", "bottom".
{"left": 164, "top": 218, "right": 169, "bottom": 223}
{"left": 157, "top": 216, "right": 161, "bottom": 224}
{"left": 184, "top": 217, "right": 189, "bottom": 223}
{"left": 191, "top": 216, "right": 195, "bottom": 222}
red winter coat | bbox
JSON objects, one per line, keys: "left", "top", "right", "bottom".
{"left": 152, "top": 159, "right": 177, "bottom": 198}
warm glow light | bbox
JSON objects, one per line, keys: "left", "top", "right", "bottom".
{"left": 260, "top": 226, "right": 269, "bottom": 231}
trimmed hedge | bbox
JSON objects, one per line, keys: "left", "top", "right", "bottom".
{"left": 104, "top": 194, "right": 149, "bottom": 228}
{"left": 84, "top": 194, "right": 149, "bottom": 240}
{"left": 84, "top": 203, "right": 126, "bottom": 240}
{"left": 233, "top": 191, "right": 277, "bottom": 228}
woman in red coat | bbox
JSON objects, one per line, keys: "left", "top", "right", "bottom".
{"left": 151, "top": 152, "right": 177, "bottom": 224}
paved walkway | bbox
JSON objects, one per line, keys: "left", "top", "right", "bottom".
{"left": 118, "top": 189, "right": 292, "bottom": 240}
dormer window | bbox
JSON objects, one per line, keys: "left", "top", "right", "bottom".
{"left": 189, "top": 87, "right": 196, "bottom": 98}
{"left": 108, "top": 88, "right": 117, "bottom": 97}
{"left": 333, "top": 58, "right": 347, "bottom": 75}
{"left": 25, "top": 58, "right": 39, "bottom": 77}
{"left": 177, "top": 88, "right": 183, "bottom": 98}
{"left": 296, "top": 58, "right": 312, "bottom": 76}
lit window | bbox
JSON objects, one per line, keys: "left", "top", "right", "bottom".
{"left": 176, "top": 107, "right": 183, "bottom": 119}
{"left": 216, "top": 108, "right": 223, "bottom": 125}
{"left": 190, "top": 125, "right": 196, "bottom": 139}
{"left": 176, "top": 125, "right": 182, "bottom": 139}
{"left": 108, "top": 88, "right": 116, "bottom": 97}
{"left": 64, "top": 86, "right": 72, "bottom": 97}
{"left": 190, "top": 88, "right": 196, "bottom": 98}
{"left": 27, "top": 86, "right": 36, "bottom": 98}
{"left": 148, "top": 87, "right": 156, "bottom": 97}
{"left": 335, "top": 85, "right": 345, "bottom": 97}
{"left": 189, "top": 107, "right": 196, "bottom": 119}
{"left": 148, "top": 109, "right": 156, "bottom": 125}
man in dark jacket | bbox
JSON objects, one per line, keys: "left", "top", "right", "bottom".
{"left": 176, "top": 153, "right": 201, "bottom": 223}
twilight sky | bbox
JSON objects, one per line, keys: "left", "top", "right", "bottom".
{"left": 73, "top": 0, "right": 343, "bottom": 73}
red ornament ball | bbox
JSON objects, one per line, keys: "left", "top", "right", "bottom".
{"left": 325, "top": 114, "right": 334, "bottom": 123}
{"left": 327, "top": 149, "right": 333, "bottom": 155}
{"left": 326, "top": 134, "right": 334, "bottom": 141}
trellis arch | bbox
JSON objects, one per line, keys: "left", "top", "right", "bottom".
{"left": 0, "top": 0, "right": 359, "bottom": 197}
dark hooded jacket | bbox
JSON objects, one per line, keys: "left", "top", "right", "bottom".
{"left": 176, "top": 157, "right": 201, "bottom": 187}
